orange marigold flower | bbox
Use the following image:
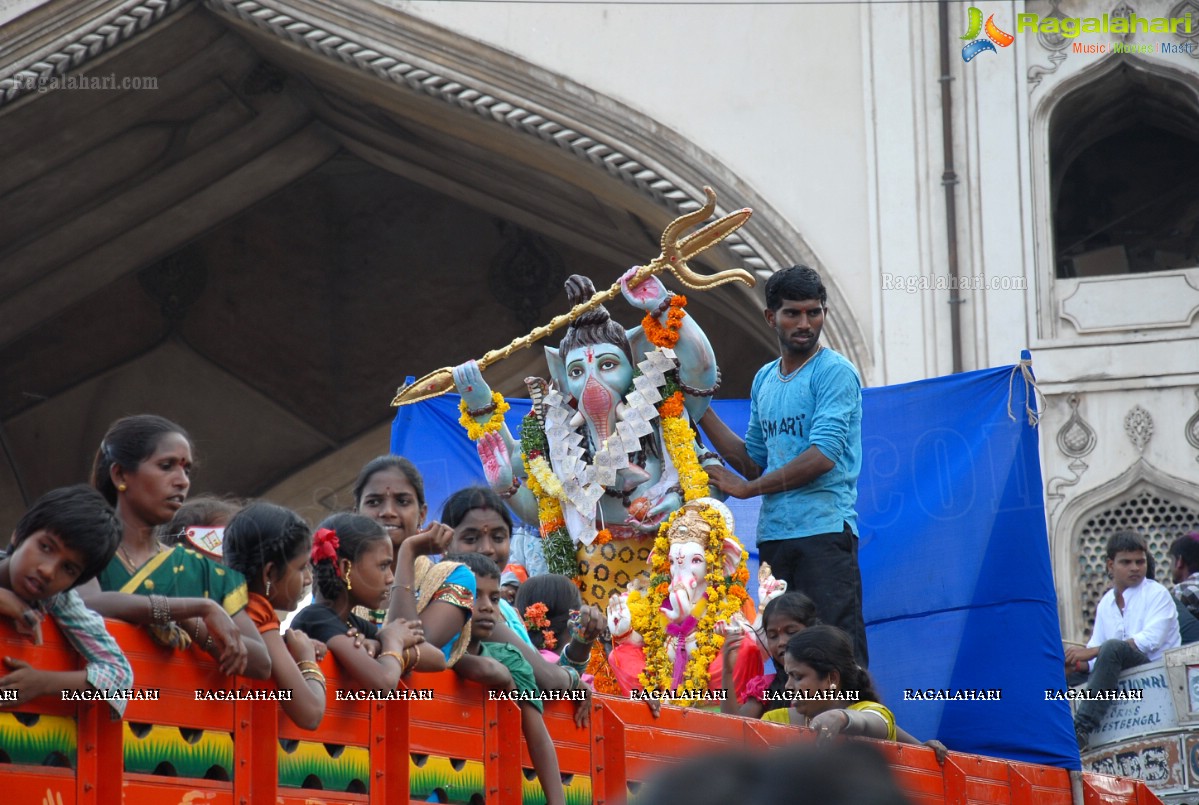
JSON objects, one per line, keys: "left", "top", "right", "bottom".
{"left": 595, "top": 529, "right": 613, "bottom": 545}
{"left": 641, "top": 296, "right": 687, "bottom": 349}
{"left": 657, "top": 391, "right": 685, "bottom": 419}
{"left": 523, "top": 602, "right": 551, "bottom": 631}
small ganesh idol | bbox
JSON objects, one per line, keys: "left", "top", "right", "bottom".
{"left": 453, "top": 271, "right": 723, "bottom": 608}
{"left": 605, "top": 579, "right": 647, "bottom": 694}
{"left": 617, "top": 498, "right": 750, "bottom": 702}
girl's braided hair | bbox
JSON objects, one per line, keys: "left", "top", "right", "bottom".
{"left": 223, "top": 502, "right": 311, "bottom": 588}
{"left": 311, "top": 512, "right": 388, "bottom": 600}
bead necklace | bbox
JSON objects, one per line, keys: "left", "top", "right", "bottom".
{"left": 777, "top": 346, "right": 823, "bottom": 383}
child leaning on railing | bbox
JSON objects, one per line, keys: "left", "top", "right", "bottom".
{"left": 0, "top": 485, "right": 133, "bottom": 714}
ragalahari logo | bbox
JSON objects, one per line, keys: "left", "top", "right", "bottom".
{"left": 961, "top": 7, "right": 1015, "bottom": 61}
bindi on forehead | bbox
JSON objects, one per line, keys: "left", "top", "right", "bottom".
{"left": 585, "top": 348, "right": 594, "bottom": 363}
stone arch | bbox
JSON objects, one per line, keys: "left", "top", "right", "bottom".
{"left": 0, "top": 0, "right": 872, "bottom": 376}
{"left": 1028, "top": 52, "right": 1199, "bottom": 338}
{"left": 1054, "top": 459, "right": 1199, "bottom": 641}
{"left": 0, "top": 0, "right": 873, "bottom": 527}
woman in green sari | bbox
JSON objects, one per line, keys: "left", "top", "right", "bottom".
{"left": 76, "top": 415, "right": 270, "bottom": 678}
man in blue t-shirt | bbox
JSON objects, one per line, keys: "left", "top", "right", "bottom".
{"left": 699, "top": 265, "right": 867, "bottom": 667}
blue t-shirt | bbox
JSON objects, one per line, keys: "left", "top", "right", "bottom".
{"left": 746, "top": 347, "right": 862, "bottom": 542}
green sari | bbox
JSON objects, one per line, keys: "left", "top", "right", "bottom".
{"left": 99, "top": 545, "right": 249, "bottom": 617}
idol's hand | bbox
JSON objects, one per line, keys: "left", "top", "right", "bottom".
{"left": 644, "top": 491, "right": 681, "bottom": 526}
{"left": 477, "top": 431, "right": 515, "bottom": 491}
{"left": 620, "top": 267, "right": 670, "bottom": 312}
{"left": 625, "top": 491, "right": 679, "bottom": 532}
{"left": 452, "top": 360, "right": 495, "bottom": 413}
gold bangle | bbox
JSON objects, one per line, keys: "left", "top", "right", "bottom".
{"left": 301, "top": 670, "right": 326, "bottom": 685}
{"left": 380, "top": 650, "right": 407, "bottom": 673}
{"left": 297, "top": 660, "right": 321, "bottom": 672}
{"left": 403, "top": 645, "right": 418, "bottom": 671}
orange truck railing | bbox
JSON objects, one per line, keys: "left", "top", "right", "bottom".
{"left": 0, "top": 619, "right": 1162, "bottom": 805}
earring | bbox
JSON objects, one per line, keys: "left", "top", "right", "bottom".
{"left": 265, "top": 580, "right": 273, "bottom": 598}
{"left": 346, "top": 572, "right": 353, "bottom": 592}
{"left": 118, "top": 483, "right": 127, "bottom": 493}
{"left": 830, "top": 682, "right": 838, "bottom": 690}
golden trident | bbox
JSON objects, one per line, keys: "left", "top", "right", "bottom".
{"left": 391, "top": 187, "right": 755, "bottom": 407}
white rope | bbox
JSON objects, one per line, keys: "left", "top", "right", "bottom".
{"left": 1007, "top": 353, "right": 1045, "bottom": 427}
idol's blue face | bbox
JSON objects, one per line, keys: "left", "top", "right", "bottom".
{"left": 564, "top": 344, "right": 633, "bottom": 443}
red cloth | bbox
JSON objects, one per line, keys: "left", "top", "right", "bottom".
{"left": 607, "top": 644, "right": 724, "bottom": 696}
{"left": 733, "top": 634, "right": 767, "bottom": 703}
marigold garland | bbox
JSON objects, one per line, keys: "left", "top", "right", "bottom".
{"left": 641, "top": 295, "right": 687, "bottom": 349}
{"left": 519, "top": 412, "right": 579, "bottom": 577}
{"left": 657, "top": 392, "right": 710, "bottom": 503}
{"left": 634, "top": 504, "right": 748, "bottom": 705}
{"left": 458, "top": 392, "right": 510, "bottom": 441}
{"left": 657, "top": 390, "right": 685, "bottom": 419}
{"left": 588, "top": 640, "right": 621, "bottom": 695}
{"left": 527, "top": 455, "right": 564, "bottom": 500}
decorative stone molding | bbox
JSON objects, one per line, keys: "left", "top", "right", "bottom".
{"left": 1027, "top": 0, "right": 1072, "bottom": 86}
{"left": 199, "top": 0, "right": 873, "bottom": 374}
{"left": 1170, "top": 0, "right": 1199, "bottom": 56}
{"left": 1059, "top": 273, "right": 1199, "bottom": 334}
{"left": 1124, "top": 405, "right": 1154, "bottom": 453}
{"left": 1057, "top": 394, "right": 1097, "bottom": 459}
{"left": 0, "top": 0, "right": 191, "bottom": 106}
{"left": 1187, "top": 390, "right": 1199, "bottom": 463}
{"left": 203, "top": 0, "right": 763, "bottom": 261}
{"left": 1046, "top": 459, "right": 1088, "bottom": 532}
{"left": 0, "top": 0, "right": 874, "bottom": 375}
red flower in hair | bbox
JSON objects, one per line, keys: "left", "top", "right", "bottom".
{"left": 312, "top": 527, "right": 341, "bottom": 576}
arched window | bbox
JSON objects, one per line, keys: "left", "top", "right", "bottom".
{"left": 1051, "top": 63, "right": 1199, "bottom": 278}
{"left": 1076, "top": 488, "right": 1199, "bottom": 639}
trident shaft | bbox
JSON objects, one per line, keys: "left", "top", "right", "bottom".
{"left": 391, "top": 187, "right": 754, "bottom": 407}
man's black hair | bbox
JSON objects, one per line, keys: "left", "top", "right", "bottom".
{"left": 1106, "top": 530, "right": 1148, "bottom": 561}
{"left": 1168, "top": 533, "right": 1199, "bottom": 574}
{"left": 764, "top": 265, "right": 827, "bottom": 311}
{"left": 445, "top": 551, "right": 501, "bottom": 580}
{"left": 11, "top": 485, "right": 121, "bottom": 588}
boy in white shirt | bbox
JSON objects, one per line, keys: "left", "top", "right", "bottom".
{"left": 1065, "top": 531, "right": 1181, "bottom": 750}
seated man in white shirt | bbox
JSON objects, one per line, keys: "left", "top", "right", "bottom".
{"left": 1065, "top": 531, "right": 1181, "bottom": 751}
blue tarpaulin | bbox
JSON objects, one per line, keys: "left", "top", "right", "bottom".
{"left": 391, "top": 358, "right": 1078, "bottom": 769}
